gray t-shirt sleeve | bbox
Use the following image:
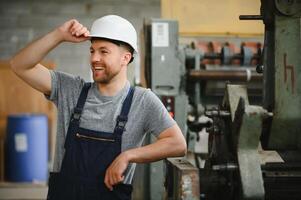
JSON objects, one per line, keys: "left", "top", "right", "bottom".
{"left": 143, "top": 89, "right": 176, "bottom": 137}
{"left": 46, "top": 70, "right": 85, "bottom": 106}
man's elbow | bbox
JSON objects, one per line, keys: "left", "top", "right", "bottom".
{"left": 175, "top": 139, "right": 187, "bottom": 157}
{"left": 9, "top": 57, "right": 21, "bottom": 74}
{"left": 9, "top": 57, "right": 17, "bottom": 72}
{"left": 180, "top": 142, "right": 187, "bottom": 156}
{"left": 172, "top": 127, "right": 187, "bottom": 157}
{"left": 162, "top": 125, "right": 187, "bottom": 157}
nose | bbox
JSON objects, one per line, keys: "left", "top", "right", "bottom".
{"left": 91, "top": 51, "right": 101, "bottom": 63}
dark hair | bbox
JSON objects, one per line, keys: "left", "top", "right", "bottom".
{"left": 91, "top": 37, "right": 134, "bottom": 63}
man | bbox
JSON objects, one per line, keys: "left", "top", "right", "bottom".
{"left": 10, "top": 15, "right": 186, "bottom": 200}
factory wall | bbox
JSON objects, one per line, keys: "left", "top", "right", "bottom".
{"left": 0, "top": 0, "right": 160, "bottom": 82}
{"left": 162, "top": 0, "right": 263, "bottom": 36}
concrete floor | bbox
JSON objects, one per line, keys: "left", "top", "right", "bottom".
{"left": 0, "top": 182, "right": 48, "bottom": 200}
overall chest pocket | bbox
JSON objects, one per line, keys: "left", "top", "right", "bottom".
{"left": 76, "top": 132, "right": 115, "bottom": 142}
{"left": 74, "top": 129, "right": 121, "bottom": 173}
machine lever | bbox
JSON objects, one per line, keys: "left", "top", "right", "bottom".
{"left": 239, "top": 15, "right": 263, "bottom": 20}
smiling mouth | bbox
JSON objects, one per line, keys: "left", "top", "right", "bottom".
{"left": 93, "top": 67, "right": 105, "bottom": 71}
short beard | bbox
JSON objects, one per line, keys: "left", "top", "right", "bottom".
{"left": 93, "top": 69, "right": 119, "bottom": 84}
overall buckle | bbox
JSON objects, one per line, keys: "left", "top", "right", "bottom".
{"left": 116, "top": 115, "right": 128, "bottom": 130}
{"left": 72, "top": 108, "right": 82, "bottom": 121}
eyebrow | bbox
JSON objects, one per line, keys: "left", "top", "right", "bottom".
{"left": 90, "top": 46, "right": 110, "bottom": 51}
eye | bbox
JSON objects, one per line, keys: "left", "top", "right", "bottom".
{"left": 90, "top": 49, "right": 94, "bottom": 54}
{"left": 101, "top": 50, "right": 109, "bottom": 54}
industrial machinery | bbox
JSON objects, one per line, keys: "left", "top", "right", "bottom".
{"left": 144, "top": 14, "right": 263, "bottom": 200}
{"left": 143, "top": 0, "right": 301, "bottom": 199}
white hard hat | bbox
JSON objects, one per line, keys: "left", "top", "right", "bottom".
{"left": 89, "top": 15, "right": 138, "bottom": 53}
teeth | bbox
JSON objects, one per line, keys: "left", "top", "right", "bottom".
{"left": 94, "top": 67, "right": 104, "bottom": 70}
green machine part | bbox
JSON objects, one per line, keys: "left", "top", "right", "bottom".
{"left": 143, "top": 18, "right": 188, "bottom": 200}
{"left": 261, "top": 0, "right": 301, "bottom": 150}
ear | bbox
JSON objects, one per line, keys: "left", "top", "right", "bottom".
{"left": 122, "top": 52, "right": 132, "bottom": 66}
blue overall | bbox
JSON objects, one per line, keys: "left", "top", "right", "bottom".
{"left": 47, "top": 83, "right": 135, "bottom": 200}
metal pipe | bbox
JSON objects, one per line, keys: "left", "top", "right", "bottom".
{"left": 188, "top": 69, "right": 262, "bottom": 81}
{"left": 262, "top": 163, "right": 301, "bottom": 171}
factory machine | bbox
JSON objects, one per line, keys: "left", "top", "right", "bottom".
{"left": 143, "top": 0, "right": 301, "bottom": 199}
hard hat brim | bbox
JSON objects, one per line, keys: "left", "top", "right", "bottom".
{"left": 88, "top": 35, "right": 138, "bottom": 54}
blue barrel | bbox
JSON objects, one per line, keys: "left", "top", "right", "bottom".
{"left": 5, "top": 114, "right": 48, "bottom": 182}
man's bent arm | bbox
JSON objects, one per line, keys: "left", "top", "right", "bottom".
{"left": 104, "top": 124, "right": 186, "bottom": 190}
{"left": 10, "top": 19, "right": 90, "bottom": 95}
{"left": 126, "top": 124, "right": 187, "bottom": 162}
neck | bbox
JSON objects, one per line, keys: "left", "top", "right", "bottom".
{"left": 96, "top": 75, "right": 127, "bottom": 96}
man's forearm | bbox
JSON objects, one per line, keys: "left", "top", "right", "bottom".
{"left": 10, "top": 29, "right": 63, "bottom": 72}
{"left": 125, "top": 133, "right": 187, "bottom": 164}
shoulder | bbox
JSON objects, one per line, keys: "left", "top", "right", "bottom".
{"left": 133, "top": 86, "right": 156, "bottom": 97}
{"left": 48, "top": 70, "right": 86, "bottom": 101}
{"left": 132, "top": 86, "right": 158, "bottom": 103}
{"left": 132, "top": 86, "right": 164, "bottom": 109}
{"left": 131, "top": 87, "right": 175, "bottom": 136}
{"left": 51, "top": 70, "right": 84, "bottom": 84}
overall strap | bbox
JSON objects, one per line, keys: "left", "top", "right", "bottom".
{"left": 71, "top": 82, "right": 92, "bottom": 122}
{"left": 64, "top": 82, "right": 91, "bottom": 149}
{"left": 114, "top": 86, "right": 135, "bottom": 135}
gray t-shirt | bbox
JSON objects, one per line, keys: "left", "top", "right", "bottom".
{"left": 47, "top": 70, "right": 175, "bottom": 184}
